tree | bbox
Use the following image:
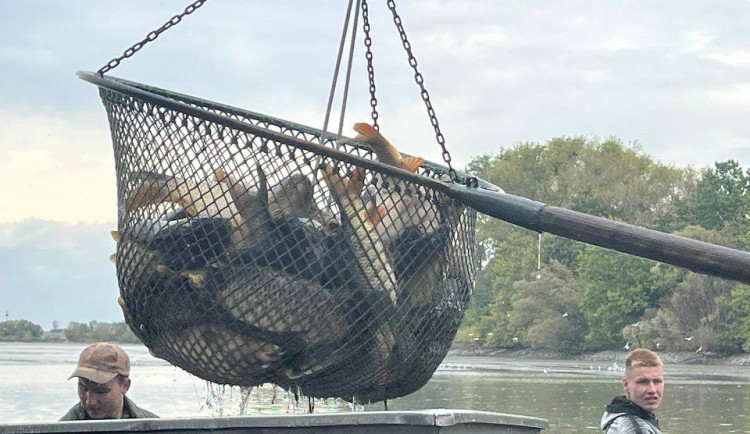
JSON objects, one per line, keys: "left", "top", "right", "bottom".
{"left": 686, "top": 160, "right": 750, "bottom": 230}
{"left": 653, "top": 273, "right": 740, "bottom": 353}
{"left": 460, "top": 138, "right": 748, "bottom": 353}
{"left": 65, "top": 321, "right": 139, "bottom": 343}
{"left": 726, "top": 284, "right": 750, "bottom": 352}
{"left": 0, "top": 320, "right": 43, "bottom": 341}
{"left": 577, "top": 246, "right": 654, "bottom": 349}
{"left": 507, "top": 262, "right": 587, "bottom": 352}
{"left": 466, "top": 137, "right": 689, "bottom": 228}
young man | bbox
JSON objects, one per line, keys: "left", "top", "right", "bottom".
{"left": 60, "top": 342, "right": 158, "bottom": 420}
{"left": 601, "top": 348, "right": 664, "bottom": 433}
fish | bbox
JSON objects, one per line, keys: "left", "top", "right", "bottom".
{"left": 321, "top": 164, "right": 397, "bottom": 305}
{"left": 338, "top": 123, "right": 441, "bottom": 246}
{"left": 126, "top": 171, "right": 246, "bottom": 246}
{"left": 117, "top": 217, "right": 233, "bottom": 271}
{"left": 161, "top": 323, "right": 285, "bottom": 387}
{"left": 214, "top": 166, "right": 276, "bottom": 250}
{"left": 267, "top": 173, "right": 315, "bottom": 219}
{"left": 215, "top": 167, "right": 343, "bottom": 282}
{"left": 215, "top": 258, "right": 354, "bottom": 383}
{"left": 344, "top": 123, "right": 424, "bottom": 172}
{"left": 126, "top": 171, "right": 236, "bottom": 219}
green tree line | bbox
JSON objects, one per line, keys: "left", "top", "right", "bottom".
{"left": 0, "top": 320, "right": 140, "bottom": 343}
{"left": 0, "top": 320, "right": 43, "bottom": 341}
{"left": 65, "top": 321, "right": 141, "bottom": 343}
{"left": 459, "top": 137, "right": 750, "bottom": 354}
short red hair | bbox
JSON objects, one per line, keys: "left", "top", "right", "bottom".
{"left": 625, "top": 348, "right": 663, "bottom": 374}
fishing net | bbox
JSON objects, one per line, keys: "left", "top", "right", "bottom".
{"left": 83, "top": 73, "right": 478, "bottom": 403}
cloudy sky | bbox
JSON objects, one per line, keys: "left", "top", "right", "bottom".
{"left": 1, "top": 0, "right": 748, "bottom": 328}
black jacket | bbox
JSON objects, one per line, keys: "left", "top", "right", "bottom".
{"left": 60, "top": 395, "right": 158, "bottom": 421}
{"left": 600, "top": 395, "right": 661, "bottom": 433}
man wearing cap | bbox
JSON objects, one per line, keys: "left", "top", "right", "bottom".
{"left": 60, "top": 342, "right": 158, "bottom": 420}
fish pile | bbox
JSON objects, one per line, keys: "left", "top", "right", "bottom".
{"left": 111, "top": 123, "right": 472, "bottom": 402}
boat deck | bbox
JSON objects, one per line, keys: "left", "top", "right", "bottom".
{"left": 2, "top": 409, "right": 548, "bottom": 433}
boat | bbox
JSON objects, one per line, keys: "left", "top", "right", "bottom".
{"left": 0, "top": 410, "right": 548, "bottom": 433}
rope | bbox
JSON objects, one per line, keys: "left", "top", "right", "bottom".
{"left": 320, "top": 0, "right": 357, "bottom": 144}
{"left": 337, "top": 0, "right": 362, "bottom": 136}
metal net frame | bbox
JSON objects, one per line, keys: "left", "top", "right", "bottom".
{"left": 80, "top": 72, "right": 480, "bottom": 403}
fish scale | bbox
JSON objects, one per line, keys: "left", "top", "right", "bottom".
{"left": 322, "top": 165, "right": 398, "bottom": 305}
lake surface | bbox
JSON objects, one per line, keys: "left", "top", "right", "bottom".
{"left": 1, "top": 342, "right": 748, "bottom": 433}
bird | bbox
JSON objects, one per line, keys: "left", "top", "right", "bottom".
{"left": 623, "top": 341, "right": 631, "bottom": 350}
{"left": 685, "top": 336, "right": 694, "bottom": 341}
{"left": 562, "top": 312, "right": 569, "bottom": 318}
{"left": 512, "top": 337, "right": 519, "bottom": 343}
{"left": 656, "top": 342, "right": 661, "bottom": 350}
{"left": 696, "top": 346, "right": 703, "bottom": 353}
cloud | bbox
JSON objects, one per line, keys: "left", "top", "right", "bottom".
{"left": 0, "top": 0, "right": 749, "bottom": 329}
{"left": 1, "top": 0, "right": 749, "bottom": 225}
{"left": 0, "top": 220, "right": 120, "bottom": 328}
{"left": 0, "top": 109, "right": 117, "bottom": 223}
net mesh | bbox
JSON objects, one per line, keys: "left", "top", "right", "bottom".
{"left": 96, "top": 76, "right": 476, "bottom": 403}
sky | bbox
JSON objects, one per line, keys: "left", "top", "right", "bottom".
{"left": 1, "top": 0, "right": 749, "bottom": 328}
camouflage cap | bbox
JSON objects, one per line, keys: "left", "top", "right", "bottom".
{"left": 69, "top": 342, "right": 130, "bottom": 384}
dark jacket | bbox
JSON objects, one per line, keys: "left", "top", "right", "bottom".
{"left": 60, "top": 395, "right": 158, "bottom": 421}
{"left": 601, "top": 395, "right": 661, "bottom": 434}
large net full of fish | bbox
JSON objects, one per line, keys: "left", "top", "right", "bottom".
{"left": 99, "top": 76, "right": 476, "bottom": 403}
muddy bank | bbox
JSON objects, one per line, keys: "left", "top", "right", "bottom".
{"left": 448, "top": 343, "right": 750, "bottom": 366}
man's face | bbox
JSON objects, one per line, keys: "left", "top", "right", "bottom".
{"left": 77, "top": 376, "right": 130, "bottom": 419}
{"left": 622, "top": 365, "right": 664, "bottom": 412}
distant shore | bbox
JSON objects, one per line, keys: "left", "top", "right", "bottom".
{"left": 448, "top": 343, "right": 750, "bottom": 366}
{"left": 5, "top": 340, "right": 749, "bottom": 366}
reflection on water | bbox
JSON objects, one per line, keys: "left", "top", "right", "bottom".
{"left": 1, "top": 343, "right": 748, "bottom": 433}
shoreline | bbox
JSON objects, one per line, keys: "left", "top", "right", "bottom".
{"left": 5, "top": 340, "right": 749, "bottom": 366}
{"left": 448, "top": 344, "right": 750, "bottom": 366}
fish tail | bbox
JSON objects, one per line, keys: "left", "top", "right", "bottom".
{"left": 401, "top": 156, "right": 425, "bottom": 173}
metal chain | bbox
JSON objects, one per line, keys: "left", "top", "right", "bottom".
{"left": 361, "top": 0, "right": 379, "bottom": 130}
{"left": 385, "top": 0, "right": 457, "bottom": 182}
{"left": 97, "top": 0, "right": 210, "bottom": 76}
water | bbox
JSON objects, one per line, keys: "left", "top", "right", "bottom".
{"left": 1, "top": 343, "right": 748, "bottom": 433}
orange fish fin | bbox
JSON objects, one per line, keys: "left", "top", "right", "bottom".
{"left": 368, "top": 205, "right": 387, "bottom": 225}
{"left": 353, "top": 123, "right": 393, "bottom": 148}
{"left": 353, "top": 123, "right": 379, "bottom": 139}
{"left": 214, "top": 168, "right": 228, "bottom": 183}
{"left": 361, "top": 204, "right": 380, "bottom": 225}
{"left": 401, "top": 157, "right": 425, "bottom": 173}
{"left": 350, "top": 167, "right": 367, "bottom": 192}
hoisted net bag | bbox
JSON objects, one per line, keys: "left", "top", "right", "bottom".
{"left": 83, "top": 73, "right": 477, "bottom": 403}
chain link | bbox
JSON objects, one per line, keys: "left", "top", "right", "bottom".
{"left": 385, "top": 0, "right": 457, "bottom": 182}
{"left": 97, "top": 0, "right": 210, "bottom": 76}
{"left": 360, "top": 0, "right": 379, "bottom": 130}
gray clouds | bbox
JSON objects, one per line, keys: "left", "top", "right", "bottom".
{"left": 1, "top": 0, "right": 749, "bottom": 325}
{"left": 1, "top": 0, "right": 748, "bottom": 171}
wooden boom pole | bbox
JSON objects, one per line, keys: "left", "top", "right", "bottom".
{"left": 448, "top": 185, "right": 750, "bottom": 285}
